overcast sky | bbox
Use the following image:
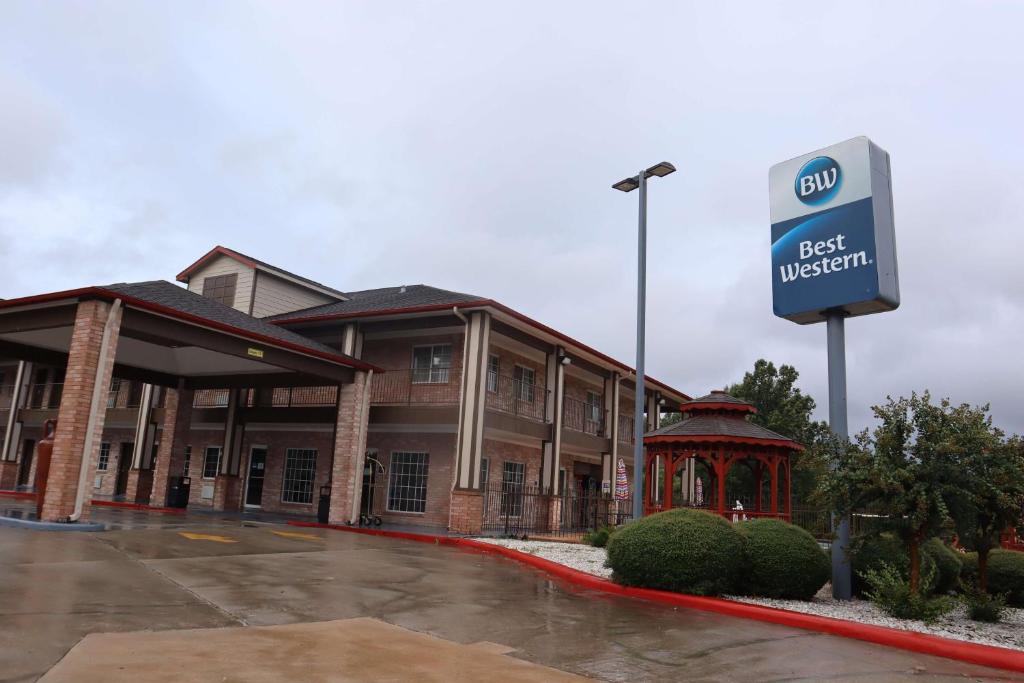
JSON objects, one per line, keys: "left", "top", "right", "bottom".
{"left": 1, "top": 2, "right": 1021, "bottom": 435}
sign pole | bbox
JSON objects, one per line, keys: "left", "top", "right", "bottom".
{"left": 826, "top": 311, "right": 853, "bottom": 600}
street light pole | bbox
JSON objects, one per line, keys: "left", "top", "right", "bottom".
{"left": 633, "top": 171, "right": 648, "bottom": 523}
{"left": 613, "top": 162, "right": 676, "bottom": 523}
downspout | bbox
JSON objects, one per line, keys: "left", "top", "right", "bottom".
{"left": 69, "top": 298, "right": 122, "bottom": 522}
{"left": 348, "top": 369, "right": 374, "bottom": 524}
{"left": 449, "top": 306, "right": 471, "bottom": 529}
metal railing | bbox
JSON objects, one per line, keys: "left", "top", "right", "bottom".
{"left": 563, "top": 396, "right": 604, "bottom": 435}
{"left": 246, "top": 386, "right": 339, "bottom": 408}
{"left": 0, "top": 384, "right": 15, "bottom": 411}
{"left": 617, "top": 414, "right": 635, "bottom": 444}
{"left": 193, "top": 389, "right": 231, "bottom": 408}
{"left": 370, "top": 366, "right": 462, "bottom": 405}
{"left": 485, "top": 374, "right": 548, "bottom": 422}
{"left": 27, "top": 383, "right": 63, "bottom": 410}
{"left": 481, "top": 481, "right": 632, "bottom": 538}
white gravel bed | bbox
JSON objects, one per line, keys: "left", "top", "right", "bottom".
{"left": 473, "top": 537, "right": 1023, "bottom": 651}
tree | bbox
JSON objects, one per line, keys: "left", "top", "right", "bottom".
{"left": 949, "top": 432, "right": 1024, "bottom": 592}
{"left": 821, "top": 393, "right": 965, "bottom": 595}
{"left": 726, "top": 359, "right": 830, "bottom": 503}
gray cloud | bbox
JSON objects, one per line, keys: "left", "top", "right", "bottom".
{"left": 0, "top": 0, "right": 1021, "bottom": 436}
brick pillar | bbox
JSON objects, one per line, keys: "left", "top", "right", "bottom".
{"left": 149, "top": 387, "right": 192, "bottom": 507}
{"left": 41, "top": 300, "right": 122, "bottom": 522}
{"left": 0, "top": 461, "right": 18, "bottom": 489}
{"left": 329, "top": 371, "right": 370, "bottom": 525}
{"left": 213, "top": 475, "right": 242, "bottom": 511}
{"left": 449, "top": 489, "right": 483, "bottom": 535}
{"left": 123, "top": 383, "right": 157, "bottom": 503}
{"left": 212, "top": 389, "right": 244, "bottom": 512}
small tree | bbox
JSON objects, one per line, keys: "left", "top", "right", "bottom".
{"left": 821, "top": 393, "right": 961, "bottom": 595}
{"left": 950, "top": 433, "right": 1024, "bottom": 592}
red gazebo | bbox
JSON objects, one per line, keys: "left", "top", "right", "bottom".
{"left": 642, "top": 390, "right": 802, "bottom": 520}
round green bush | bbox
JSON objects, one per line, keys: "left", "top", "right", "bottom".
{"left": 987, "top": 550, "right": 1024, "bottom": 607}
{"left": 921, "top": 538, "right": 963, "bottom": 595}
{"left": 606, "top": 508, "right": 744, "bottom": 596}
{"left": 960, "top": 551, "right": 979, "bottom": 587}
{"left": 736, "top": 519, "right": 830, "bottom": 600}
{"left": 851, "top": 534, "right": 936, "bottom": 596}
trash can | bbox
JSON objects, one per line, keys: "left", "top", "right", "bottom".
{"left": 318, "top": 485, "right": 331, "bottom": 524}
{"left": 168, "top": 476, "right": 191, "bottom": 508}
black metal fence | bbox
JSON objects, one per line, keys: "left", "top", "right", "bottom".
{"left": 480, "top": 481, "right": 632, "bottom": 538}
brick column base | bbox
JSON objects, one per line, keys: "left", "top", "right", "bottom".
{"left": 0, "top": 461, "right": 19, "bottom": 490}
{"left": 123, "top": 469, "right": 154, "bottom": 504}
{"left": 449, "top": 490, "right": 484, "bottom": 535}
{"left": 547, "top": 496, "right": 562, "bottom": 533}
{"left": 212, "top": 475, "right": 242, "bottom": 512}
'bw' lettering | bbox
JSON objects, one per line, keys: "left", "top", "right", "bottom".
{"left": 799, "top": 168, "right": 837, "bottom": 197}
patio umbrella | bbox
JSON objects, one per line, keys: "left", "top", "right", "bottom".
{"left": 695, "top": 476, "right": 704, "bottom": 507}
{"left": 614, "top": 458, "right": 629, "bottom": 500}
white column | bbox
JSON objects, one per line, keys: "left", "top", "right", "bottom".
{"left": 130, "top": 384, "right": 157, "bottom": 469}
{"left": 541, "top": 346, "right": 566, "bottom": 494}
{"left": 454, "top": 311, "right": 490, "bottom": 490}
{"left": 2, "top": 361, "right": 32, "bottom": 462}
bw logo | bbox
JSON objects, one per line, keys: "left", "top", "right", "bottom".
{"left": 794, "top": 156, "right": 841, "bottom": 205}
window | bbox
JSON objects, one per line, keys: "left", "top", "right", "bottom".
{"left": 513, "top": 366, "right": 535, "bottom": 403}
{"left": 411, "top": 344, "right": 452, "bottom": 384}
{"left": 202, "top": 446, "right": 221, "bottom": 479}
{"left": 97, "top": 443, "right": 110, "bottom": 471}
{"left": 486, "top": 354, "right": 499, "bottom": 393}
{"left": 107, "top": 378, "right": 122, "bottom": 408}
{"left": 387, "top": 452, "right": 429, "bottom": 513}
{"left": 480, "top": 457, "right": 490, "bottom": 489}
{"left": 282, "top": 448, "right": 317, "bottom": 504}
{"left": 182, "top": 446, "right": 192, "bottom": 477}
{"left": 501, "top": 461, "right": 526, "bottom": 517}
{"left": 202, "top": 273, "right": 238, "bottom": 307}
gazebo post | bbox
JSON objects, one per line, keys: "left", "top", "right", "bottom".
{"left": 753, "top": 459, "right": 763, "bottom": 513}
{"left": 769, "top": 454, "right": 779, "bottom": 516}
{"left": 785, "top": 458, "right": 792, "bottom": 520}
{"left": 715, "top": 450, "right": 727, "bottom": 518}
{"left": 663, "top": 451, "right": 673, "bottom": 510}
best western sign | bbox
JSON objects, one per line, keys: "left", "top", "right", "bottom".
{"left": 769, "top": 137, "right": 899, "bottom": 324}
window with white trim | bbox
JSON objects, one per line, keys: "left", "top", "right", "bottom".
{"left": 202, "top": 446, "right": 221, "bottom": 479}
{"left": 513, "top": 365, "right": 535, "bottom": 403}
{"left": 486, "top": 354, "right": 499, "bottom": 393}
{"left": 97, "top": 443, "right": 111, "bottom": 471}
{"left": 387, "top": 451, "right": 429, "bottom": 513}
{"left": 282, "top": 448, "right": 317, "bottom": 504}
{"left": 182, "top": 445, "right": 192, "bottom": 477}
{"left": 586, "top": 390, "right": 603, "bottom": 426}
{"left": 501, "top": 461, "right": 526, "bottom": 516}
{"left": 411, "top": 345, "right": 452, "bottom": 384}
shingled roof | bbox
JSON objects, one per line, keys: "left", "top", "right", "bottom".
{"left": 266, "top": 284, "right": 485, "bottom": 321}
{"left": 645, "top": 414, "right": 797, "bottom": 444}
{"left": 102, "top": 281, "right": 350, "bottom": 358}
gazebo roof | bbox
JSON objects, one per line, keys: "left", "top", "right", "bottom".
{"left": 645, "top": 390, "right": 803, "bottom": 451}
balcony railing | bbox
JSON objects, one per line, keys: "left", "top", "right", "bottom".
{"left": 193, "top": 389, "right": 231, "bottom": 408}
{"left": 617, "top": 414, "right": 635, "bottom": 444}
{"left": 27, "top": 383, "right": 63, "bottom": 410}
{"left": 370, "top": 366, "right": 462, "bottom": 405}
{"left": 0, "top": 384, "right": 13, "bottom": 411}
{"left": 563, "top": 395, "right": 604, "bottom": 436}
{"left": 485, "top": 373, "right": 548, "bottom": 422}
{"left": 247, "top": 386, "right": 339, "bottom": 408}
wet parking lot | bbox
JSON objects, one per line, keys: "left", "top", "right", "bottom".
{"left": 0, "top": 507, "right": 1019, "bottom": 682}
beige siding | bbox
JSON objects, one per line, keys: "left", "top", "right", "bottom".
{"left": 186, "top": 254, "right": 254, "bottom": 313}
{"left": 251, "top": 273, "right": 336, "bottom": 318}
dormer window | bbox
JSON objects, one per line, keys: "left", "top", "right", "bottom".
{"left": 202, "top": 274, "right": 238, "bottom": 307}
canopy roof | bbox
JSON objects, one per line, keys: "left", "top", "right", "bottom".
{"left": 0, "top": 281, "right": 379, "bottom": 389}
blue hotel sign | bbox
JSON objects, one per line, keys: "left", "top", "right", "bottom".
{"left": 769, "top": 137, "right": 899, "bottom": 324}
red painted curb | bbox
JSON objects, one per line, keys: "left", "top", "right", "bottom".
{"left": 289, "top": 520, "right": 1024, "bottom": 674}
{"left": 90, "top": 500, "right": 186, "bottom": 515}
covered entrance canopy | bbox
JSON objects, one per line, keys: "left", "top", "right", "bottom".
{"left": 0, "top": 281, "right": 379, "bottom": 523}
{"left": 642, "top": 391, "right": 801, "bottom": 520}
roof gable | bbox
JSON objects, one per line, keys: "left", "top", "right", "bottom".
{"left": 176, "top": 246, "right": 348, "bottom": 301}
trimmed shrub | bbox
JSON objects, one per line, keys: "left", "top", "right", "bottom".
{"left": 584, "top": 526, "right": 613, "bottom": 548}
{"left": 962, "top": 587, "right": 1006, "bottom": 623}
{"left": 736, "top": 518, "right": 830, "bottom": 600}
{"left": 851, "top": 533, "right": 936, "bottom": 596}
{"left": 606, "top": 508, "right": 744, "bottom": 596}
{"left": 988, "top": 549, "right": 1024, "bottom": 607}
{"left": 922, "top": 538, "right": 963, "bottom": 595}
{"left": 960, "top": 551, "right": 979, "bottom": 587}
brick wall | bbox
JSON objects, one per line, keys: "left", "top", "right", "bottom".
{"left": 365, "top": 431, "right": 457, "bottom": 529}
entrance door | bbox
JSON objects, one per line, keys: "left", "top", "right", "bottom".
{"left": 114, "top": 442, "right": 133, "bottom": 497}
{"left": 245, "top": 447, "right": 267, "bottom": 507}
{"left": 16, "top": 439, "right": 35, "bottom": 488}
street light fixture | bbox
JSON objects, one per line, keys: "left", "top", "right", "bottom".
{"left": 612, "top": 160, "right": 676, "bottom": 523}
